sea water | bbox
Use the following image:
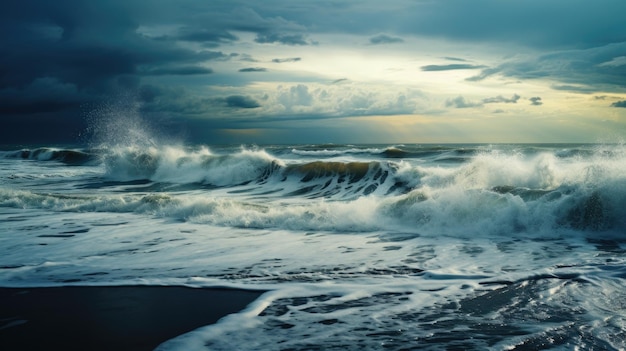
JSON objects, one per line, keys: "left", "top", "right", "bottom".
{"left": 1, "top": 138, "right": 626, "bottom": 349}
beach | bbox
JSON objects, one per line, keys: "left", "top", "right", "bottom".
{"left": 0, "top": 286, "right": 264, "bottom": 351}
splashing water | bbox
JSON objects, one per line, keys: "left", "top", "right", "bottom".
{"left": 1, "top": 113, "right": 626, "bottom": 350}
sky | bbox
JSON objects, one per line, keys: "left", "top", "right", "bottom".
{"left": 2, "top": 0, "right": 626, "bottom": 145}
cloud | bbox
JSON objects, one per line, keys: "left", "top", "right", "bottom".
{"left": 229, "top": 7, "right": 307, "bottom": 35}
{"left": 465, "top": 67, "right": 503, "bottom": 82}
{"left": 445, "top": 94, "right": 520, "bottom": 108}
{"left": 393, "top": 1, "right": 626, "bottom": 50}
{"left": 421, "top": 64, "right": 487, "bottom": 71}
{"left": 255, "top": 32, "right": 310, "bottom": 45}
{"left": 466, "top": 42, "right": 626, "bottom": 91}
{"left": 239, "top": 67, "right": 267, "bottom": 72}
{"left": 443, "top": 57, "right": 469, "bottom": 62}
{"left": 2, "top": 1, "right": 625, "bottom": 144}
{"left": 529, "top": 97, "right": 543, "bottom": 106}
{"left": 445, "top": 96, "right": 482, "bottom": 108}
{"left": 272, "top": 57, "right": 302, "bottom": 63}
{"left": 224, "top": 95, "right": 261, "bottom": 109}
{"left": 482, "top": 94, "right": 520, "bottom": 104}
{"left": 277, "top": 84, "right": 313, "bottom": 109}
{"left": 611, "top": 100, "right": 626, "bottom": 108}
{"left": 369, "top": 34, "right": 404, "bottom": 45}
{"left": 258, "top": 83, "right": 426, "bottom": 117}
{"left": 598, "top": 56, "right": 626, "bottom": 67}
{"left": 551, "top": 84, "right": 596, "bottom": 94}
{"left": 141, "top": 66, "right": 214, "bottom": 76}
{"left": 173, "top": 27, "right": 239, "bottom": 47}
{"left": 0, "top": 77, "right": 86, "bottom": 114}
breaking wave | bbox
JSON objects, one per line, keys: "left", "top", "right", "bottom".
{"left": 0, "top": 148, "right": 98, "bottom": 165}
{"left": 1, "top": 143, "right": 625, "bottom": 235}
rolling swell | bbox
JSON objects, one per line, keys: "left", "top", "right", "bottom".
{"left": 1, "top": 148, "right": 97, "bottom": 165}
{"left": 99, "top": 146, "right": 411, "bottom": 197}
{"left": 102, "top": 146, "right": 282, "bottom": 186}
{"left": 290, "top": 145, "right": 476, "bottom": 161}
{"left": 2, "top": 143, "right": 625, "bottom": 234}
{"left": 284, "top": 161, "right": 408, "bottom": 198}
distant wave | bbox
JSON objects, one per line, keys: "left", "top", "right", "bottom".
{"left": 0, "top": 148, "right": 98, "bottom": 165}
{"left": 290, "top": 147, "right": 386, "bottom": 157}
{"left": 290, "top": 145, "right": 482, "bottom": 161}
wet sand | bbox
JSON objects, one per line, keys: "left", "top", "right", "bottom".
{"left": 0, "top": 285, "right": 264, "bottom": 351}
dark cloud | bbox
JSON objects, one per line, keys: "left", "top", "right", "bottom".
{"left": 224, "top": 95, "right": 261, "bottom": 108}
{"left": 466, "top": 67, "right": 503, "bottom": 82}
{"left": 445, "top": 94, "right": 520, "bottom": 108}
{"left": 467, "top": 42, "right": 626, "bottom": 91}
{"left": 421, "top": 64, "right": 486, "bottom": 72}
{"left": 551, "top": 85, "right": 596, "bottom": 94}
{"left": 0, "top": 77, "right": 87, "bottom": 114}
{"left": 2, "top": 1, "right": 624, "bottom": 144}
{"left": 237, "top": 54, "right": 258, "bottom": 62}
{"left": 529, "top": 97, "right": 543, "bottom": 106}
{"left": 229, "top": 7, "right": 307, "bottom": 35}
{"left": 174, "top": 28, "right": 239, "bottom": 47}
{"left": 483, "top": 94, "right": 520, "bottom": 104}
{"left": 611, "top": 100, "right": 626, "bottom": 108}
{"left": 250, "top": 1, "right": 626, "bottom": 50}
{"left": 255, "top": 32, "right": 309, "bottom": 45}
{"left": 445, "top": 96, "right": 481, "bottom": 108}
{"left": 369, "top": 34, "right": 403, "bottom": 45}
{"left": 272, "top": 57, "right": 301, "bottom": 63}
{"left": 443, "top": 57, "right": 469, "bottom": 62}
{"left": 239, "top": 67, "right": 267, "bottom": 72}
{"left": 393, "top": 0, "right": 626, "bottom": 50}
{"left": 142, "top": 66, "right": 214, "bottom": 76}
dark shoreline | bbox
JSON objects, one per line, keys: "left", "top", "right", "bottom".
{"left": 0, "top": 285, "right": 264, "bottom": 351}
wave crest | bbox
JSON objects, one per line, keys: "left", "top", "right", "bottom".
{"left": 1, "top": 148, "right": 96, "bottom": 165}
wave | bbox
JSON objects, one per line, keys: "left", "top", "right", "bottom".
{"left": 2, "top": 143, "right": 625, "bottom": 235}
{"left": 101, "top": 146, "right": 279, "bottom": 186}
{"left": 0, "top": 148, "right": 98, "bottom": 165}
{"left": 289, "top": 145, "right": 476, "bottom": 160}
{"left": 99, "top": 145, "right": 411, "bottom": 198}
{"left": 290, "top": 147, "right": 387, "bottom": 157}
{"left": 2, "top": 174, "right": 624, "bottom": 235}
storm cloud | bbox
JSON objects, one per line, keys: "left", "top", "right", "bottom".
{"left": 272, "top": 57, "right": 302, "bottom": 63}
{"left": 421, "top": 64, "right": 486, "bottom": 71}
{"left": 611, "top": 100, "right": 626, "bottom": 108}
{"left": 369, "top": 34, "right": 404, "bottom": 45}
{"left": 445, "top": 94, "right": 521, "bottom": 108}
{"left": 224, "top": 95, "right": 261, "bottom": 109}
{"left": 0, "top": 0, "right": 624, "bottom": 144}
{"left": 445, "top": 96, "right": 482, "bottom": 109}
{"left": 239, "top": 67, "right": 268, "bottom": 72}
{"left": 483, "top": 94, "right": 521, "bottom": 104}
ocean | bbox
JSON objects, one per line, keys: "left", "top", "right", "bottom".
{"left": 1, "top": 138, "right": 626, "bottom": 349}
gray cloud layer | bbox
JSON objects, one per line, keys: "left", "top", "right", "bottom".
{"left": 369, "top": 34, "right": 404, "bottom": 45}
{"left": 446, "top": 94, "right": 523, "bottom": 109}
{"left": 1, "top": 0, "right": 625, "bottom": 143}
{"left": 421, "top": 64, "right": 487, "bottom": 72}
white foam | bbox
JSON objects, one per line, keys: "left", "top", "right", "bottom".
{"left": 2, "top": 143, "right": 626, "bottom": 349}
